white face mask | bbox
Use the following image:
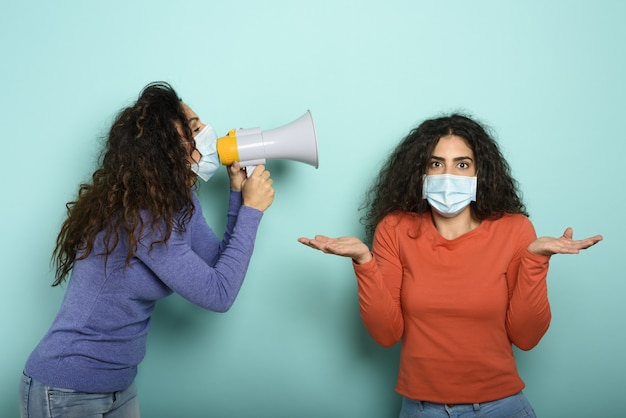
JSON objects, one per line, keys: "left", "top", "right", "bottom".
{"left": 422, "top": 174, "right": 477, "bottom": 218}
{"left": 191, "top": 124, "right": 220, "bottom": 181}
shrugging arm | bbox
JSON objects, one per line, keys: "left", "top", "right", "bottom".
{"left": 353, "top": 221, "right": 404, "bottom": 347}
{"left": 505, "top": 220, "right": 552, "bottom": 350}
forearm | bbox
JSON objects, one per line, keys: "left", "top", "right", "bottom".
{"left": 141, "top": 205, "right": 263, "bottom": 312}
{"left": 354, "top": 257, "right": 404, "bottom": 347}
{"left": 202, "top": 205, "right": 263, "bottom": 311}
{"left": 505, "top": 249, "right": 552, "bottom": 350}
{"left": 221, "top": 190, "right": 244, "bottom": 248}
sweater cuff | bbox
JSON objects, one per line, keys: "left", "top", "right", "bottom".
{"left": 353, "top": 254, "right": 376, "bottom": 271}
{"left": 238, "top": 204, "right": 264, "bottom": 223}
{"left": 523, "top": 247, "right": 550, "bottom": 265}
{"left": 521, "top": 248, "right": 550, "bottom": 278}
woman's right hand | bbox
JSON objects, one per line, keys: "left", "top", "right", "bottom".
{"left": 297, "top": 235, "right": 372, "bottom": 264}
{"left": 241, "top": 165, "right": 275, "bottom": 212}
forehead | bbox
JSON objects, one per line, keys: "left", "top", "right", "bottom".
{"left": 432, "top": 135, "right": 473, "bottom": 156}
{"left": 181, "top": 102, "right": 199, "bottom": 121}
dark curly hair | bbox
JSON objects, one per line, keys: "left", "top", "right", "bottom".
{"left": 361, "top": 113, "right": 527, "bottom": 243}
{"left": 52, "top": 82, "right": 198, "bottom": 286}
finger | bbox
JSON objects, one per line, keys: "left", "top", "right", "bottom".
{"left": 562, "top": 227, "right": 574, "bottom": 240}
{"left": 313, "top": 235, "right": 331, "bottom": 242}
{"left": 297, "top": 237, "right": 315, "bottom": 247}
{"left": 577, "top": 236, "right": 603, "bottom": 249}
{"left": 585, "top": 234, "right": 603, "bottom": 243}
{"left": 251, "top": 165, "right": 266, "bottom": 177}
{"left": 298, "top": 236, "right": 329, "bottom": 249}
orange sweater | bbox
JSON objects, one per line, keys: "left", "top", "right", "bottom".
{"left": 353, "top": 211, "right": 551, "bottom": 404}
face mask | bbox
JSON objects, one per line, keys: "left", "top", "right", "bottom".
{"left": 422, "top": 174, "right": 477, "bottom": 218}
{"left": 190, "top": 124, "right": 220, "bottom": 181}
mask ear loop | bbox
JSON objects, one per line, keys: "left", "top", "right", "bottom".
{"left": 421, "top": 174, "right": 429, "bottom": 199}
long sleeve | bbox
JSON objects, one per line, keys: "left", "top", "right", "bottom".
{"left": 348, "top": 211, "right": 553, "bottom": 404}
{"left": 24, "top": 190, "right": 264, "bottom": 393}
{"left": 136, "top": 191, "right": 263, "bottom": 312}
{"left": 353, "top": 217, "right": 405, "bottom": 347}
{"left": 505, "top": 247, "right": 551, "bottom": 350}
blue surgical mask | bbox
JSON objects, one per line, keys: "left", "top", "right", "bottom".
{"left": 191, "top": 124, "right": 220, "bottom": 181}
{"left": 422, "top": 174, "right": 477, "bottom": 218}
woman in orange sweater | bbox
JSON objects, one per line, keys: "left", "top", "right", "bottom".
{"left": 298, "top": 114, "right": 602, "bottom": 418}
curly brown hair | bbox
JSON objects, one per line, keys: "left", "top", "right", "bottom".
{"left": 361, "top": 113, "right": 527, "bottom": 243}
{"left": 52, "top": 82, "right": 198, "bottom": 286}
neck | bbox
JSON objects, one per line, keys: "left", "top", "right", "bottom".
{"left": 431, "top": 208, "right": 480, "bottom": 240}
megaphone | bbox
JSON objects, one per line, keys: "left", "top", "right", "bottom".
{"left": 217, "top": 110, "right": 318, "bottom": 175}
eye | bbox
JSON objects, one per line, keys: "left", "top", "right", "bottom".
{"left": 188, "top": 121, "right": 201, "bottom": 133}
{"left": 458, "top": 161, "right": 469, "bottom": 169}
{"left": 187, "top": 118, "right": 202, "bottom": 135}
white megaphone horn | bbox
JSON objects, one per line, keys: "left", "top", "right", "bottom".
{"left": 217, "top": 110, "right": 319, "bottom": 175}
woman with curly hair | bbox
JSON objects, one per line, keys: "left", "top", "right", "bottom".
{"left": 20, "top": 82, "right": 274, "bottom": 417}
{"left": 299, "top": 114, "right": 602, "bottom": 418}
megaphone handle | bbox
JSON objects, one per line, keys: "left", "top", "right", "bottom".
{"left": 245, "top": 165, "right": 256, "bottom": 177}
{"left": 241, "top": 158, "right": 266, "bottom": 177}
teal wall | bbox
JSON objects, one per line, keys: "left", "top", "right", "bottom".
{"left": 1, "top": 1, "right": 624, "bottom": 417}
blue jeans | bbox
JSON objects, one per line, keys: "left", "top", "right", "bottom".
{"left": 19, "top": 372, "right": 140, "bottom": 418}
{"left": 399, "top": 391, "right": 537, "bottom": 418}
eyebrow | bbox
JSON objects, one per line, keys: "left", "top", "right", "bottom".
{"left": 430, "top": 156, "right": 474, "bottom": 162}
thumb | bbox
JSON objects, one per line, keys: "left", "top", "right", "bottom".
{"left": 562, "top": 227, "right": 574, "bottom": 240}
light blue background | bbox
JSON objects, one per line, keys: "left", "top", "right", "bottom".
{"left": 1, "top": 1, "right": 623, "bottom": 417}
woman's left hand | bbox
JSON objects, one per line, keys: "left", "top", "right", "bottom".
{"left": 528, "top": 227, "right": 603, "bottom": 256}
{"left": 228, "top": 162, "right": 247, "bottom": 192}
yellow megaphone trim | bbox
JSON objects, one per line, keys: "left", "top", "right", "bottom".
{"left": 217, "top": 129, "right": 239, "bottom": 165}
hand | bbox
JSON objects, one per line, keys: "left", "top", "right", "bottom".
{"left": 241, "top": 165, "right": 274, "bottom": 212}
{"left": 297, "top": 235, "right": 372, "bottom": 264}
{"left": 227, "top": 161, "right": 247, "bottom": 192}
{"left": 528, "top": 227, "right": 603, "bottom": 256}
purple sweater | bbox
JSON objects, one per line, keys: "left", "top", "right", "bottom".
{"left": 25, "top": 190, "right": 263, "bottom": 393}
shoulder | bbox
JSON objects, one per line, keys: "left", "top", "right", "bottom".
{"left": 499, "top": 212, "right": 534, "bottom": 229}
{"left": 497, "top": 212, "right": 531, "bottom": 225}
{"left": 192, "top": 193, "right": 202, "bottom": 212}
{"left": 377, "top": 210, "right": 430, "bottom": 237}
{"left": 380, "top": 210, "right": 427, "bottom": 226}
{"left": 488, "top": 212, "right": 536, "bottom": 241}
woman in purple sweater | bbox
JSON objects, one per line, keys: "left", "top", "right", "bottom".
{"left": 20, "top": 82, "right": 275, "bottom": 417}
